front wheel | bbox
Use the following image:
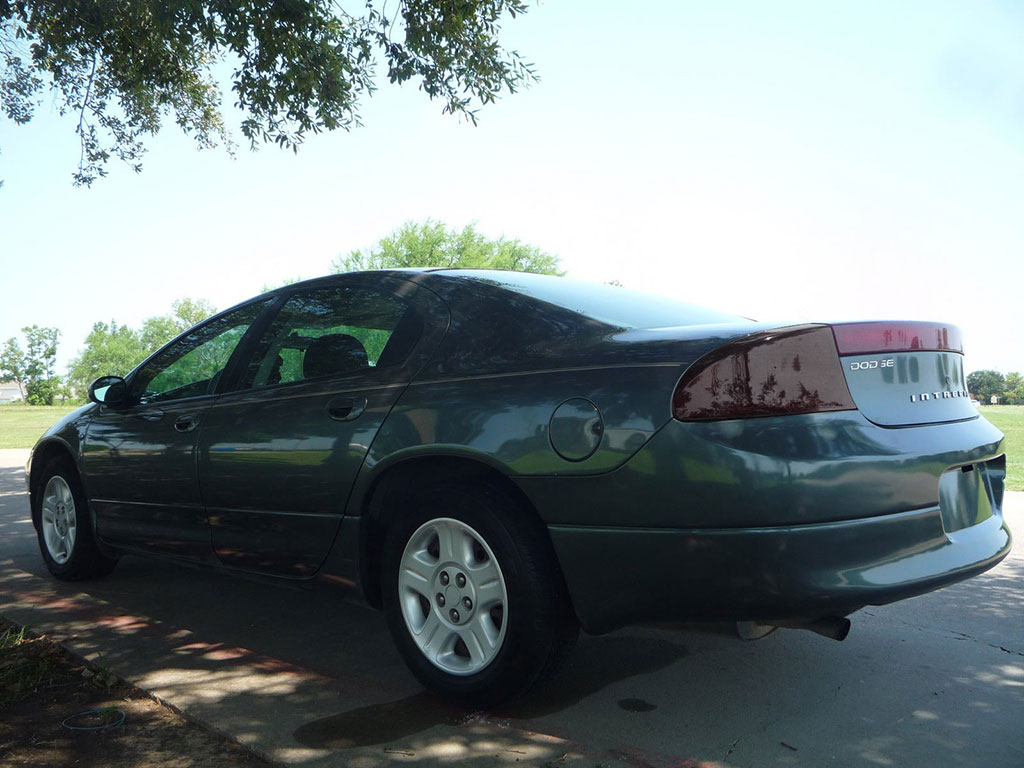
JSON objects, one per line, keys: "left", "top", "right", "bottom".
{"left": 381, "top": 482, "right": 577, "bottom": 707}
{"left": 35, "top": 458, "right": 117, "bottom": 581}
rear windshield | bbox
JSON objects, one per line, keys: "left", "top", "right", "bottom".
{"left": 456, "top": 271, "right": 746, "bottom": 329}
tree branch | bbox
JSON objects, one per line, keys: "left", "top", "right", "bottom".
{"left": 75, "top": 53, "right": 99, "bottom": 175}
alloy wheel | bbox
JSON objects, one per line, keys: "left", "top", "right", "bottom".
{"left": 397, "top": 517, "right": 509, "bottom": 676}
{"left": 41, "top": 475, "right": 77, "bottom": 565}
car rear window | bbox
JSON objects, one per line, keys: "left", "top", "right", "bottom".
{"left": 454, "top": 271, "right": 746, "bottom": 329}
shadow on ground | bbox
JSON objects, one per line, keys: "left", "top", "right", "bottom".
{"left": 293, "top": 633, "right": 688, "bottom": 749}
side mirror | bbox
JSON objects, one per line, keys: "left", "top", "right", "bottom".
{"left": 88, "top": 376, "right": 128, "bottom": 406}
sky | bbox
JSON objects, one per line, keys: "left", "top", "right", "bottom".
{"left": 1, "top": 0, "right": 1022, "bottom": 376}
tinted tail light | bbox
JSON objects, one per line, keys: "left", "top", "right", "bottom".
{"left": 831, "top": 321, "right": 963, "bottom": 355}
{"left": 673, "top": 325, "right": 856, "bottom": 421}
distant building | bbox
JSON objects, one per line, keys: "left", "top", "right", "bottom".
{"left": 0, "top": 381, "right": 24, "bottom": 403}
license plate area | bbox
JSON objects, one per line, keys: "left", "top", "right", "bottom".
{"left": 939, "top": 463, "right": 994, "bottom": 533}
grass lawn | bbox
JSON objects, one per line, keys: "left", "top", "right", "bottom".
{"left": 0, "top": 405, "right": 79, "bottom": 450}
{"left": 978, "top": 405, "right": 1024, "bottom": 491}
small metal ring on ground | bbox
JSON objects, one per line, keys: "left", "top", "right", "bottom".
{"left": 61, "top": 707, "right": 126, "bottom": 731}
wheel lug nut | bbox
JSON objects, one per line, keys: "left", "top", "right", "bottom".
{"left": 436, "top": 593, "right": 445, "bottom": 607}
{"left": 455, "top": 573, "right": 466, "bottom": 588}
{"left": 439, "top": 571, "right": 449, "bottom": 586}
{"left": 463, "top": 597, "right": 472, "bottom": 610}
{"left": 450, "top": 609, "right": 460, "bottom": 622}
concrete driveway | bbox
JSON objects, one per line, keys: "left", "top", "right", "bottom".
{"left": 1, "top": 448, "right": 1021, "bottom": 767}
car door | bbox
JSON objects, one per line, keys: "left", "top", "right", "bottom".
{"left": 84, "top": 299, "right": 272, "bottom": 559}
{"left": 197, "top": 276, "right": 445, "bottom": 577}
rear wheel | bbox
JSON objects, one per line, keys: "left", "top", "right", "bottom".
{"left": 381, "top": 481, "right": 577, "bottom": 707}
{"left": 35, "top": 458, "right": 117, "bottom": 580}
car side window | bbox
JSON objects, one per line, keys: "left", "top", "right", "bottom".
{"left": 131, "top": 300, "right": 269, "bottom": 403}
{"left": 238, "top": 286, "right": 413, "bottom": 390}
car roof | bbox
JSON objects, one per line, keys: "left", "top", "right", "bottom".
{"left": 263, "top": 269, "right": 745, "bottom": 330}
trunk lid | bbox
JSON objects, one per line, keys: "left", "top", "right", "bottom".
{"left": 832, "top": 321, "right": 975, "bottom": 426}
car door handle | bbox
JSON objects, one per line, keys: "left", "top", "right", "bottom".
{"left": 174, "top": 414, "right": 199, "bottom": 433}
{"left": 326, "top": 397, "right": 366, "bottom": 422}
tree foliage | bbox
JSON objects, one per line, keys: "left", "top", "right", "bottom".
{"left": 1, "top": 1, "right": 535, "bottom": 185}
{"left": 967, "top": 370, "right": 1006, "bottom": 402}
{"left": 67, "top": 320, "right": 147, "bottom": 400}
{"left": 167, "top": 298, "right": 217, "bottom": 332}
{"left": 0, "top": 336, "right": 26, "bottom": 398}
{"left": 67, "top": 297, "right": 217, "bottom": 400}
{"left": 0, "top": 325, "right": 61, "bottom": 404}
{"left": 260, "top": 276, "right": 305, "bottom": 294}
{"left": 332, "top": 220, "right": 563, "bottom": 275}
{"left": 1002, "top": 371, "right": 1024, "bottom": 405}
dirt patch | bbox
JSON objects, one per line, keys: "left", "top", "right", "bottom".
{"left": 0, "top": 619, "right": 279, "bottom": 767}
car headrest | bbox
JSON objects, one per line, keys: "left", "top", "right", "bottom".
{"left": 303, "top": 334, "right": 369, "bottom": 379}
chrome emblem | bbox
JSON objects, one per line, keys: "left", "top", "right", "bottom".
{"left": 849, "top": 359, "right": 894, "bottom": 371}
{"left": 909, "top": 390, "right": 968, "bottom": 402}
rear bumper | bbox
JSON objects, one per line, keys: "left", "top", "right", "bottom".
{"left": 549, "top": 503, "right": 1011, "bottom": 634}
{"left": 522, "top": 410, "right": 1011, "bottom": 635}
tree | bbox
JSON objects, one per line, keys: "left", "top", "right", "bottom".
{"left": 1, "top": 1, "right": 535, "bottom": 186}
{"left": 1003, "top": 371, "right": 1024, "bottom": 405}
{"left": 139, "top": 315, "right": 182, "bottom": 354}
{"left": 332, "top": 220, "right": 563, "bottom": 275}
{"left": 68, "top": 298, "right": 217, "bottom": 400}
{"left": 0, "top": 336, "right": 26, "bottom": 399}
{"left": 967, "top": 370, "right": 1006, "bottom": 403}
{"left": 139, "top": 297, "right": 217, "bottom": 350}
{"left": 3, "top": 325, "right": 61, "bottom": 404}
{"left": 67, "top": 320, "right": 148, "bottom": 400}
{"left": 169, "top": 298, "right": 217, "bottom": 331}
{"left": 261, "top": 276, "right": 305, "bottom": 294}
{"left": 52, "top": 375, "right": 73, "bottom": 405}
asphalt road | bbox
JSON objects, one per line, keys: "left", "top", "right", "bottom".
{"left": 1, "top": 448, "right": 1021, "bottom": 768}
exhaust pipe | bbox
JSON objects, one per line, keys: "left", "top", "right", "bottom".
{"left": 795, "top": 616, "right": 851, "bottom": 641}
{"left": 736, "top": 616, "right": 851, "bottom": 642}
{"left": 736, "top": 621, "right": 777, "bottom": 641}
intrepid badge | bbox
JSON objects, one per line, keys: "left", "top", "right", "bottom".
{"left": 910, "top": 390, "right": 969, "bottom": 402}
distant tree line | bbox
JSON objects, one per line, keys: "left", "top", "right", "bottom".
{"left": 967, "top": 370, "right": 1024, "bottom": 405}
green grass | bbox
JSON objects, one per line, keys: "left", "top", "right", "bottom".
{"left": 0, "top": 404, "right": 78, "bottom": 449}
{"left": 0, "top": 624, "right": 26, "bottom": 650}
{"left": 978, "top": 405, "right": 1024, "bottom": 491}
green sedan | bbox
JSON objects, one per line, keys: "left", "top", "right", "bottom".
{"left": 27, "top": 270, "right": 1011, "bottom": 705}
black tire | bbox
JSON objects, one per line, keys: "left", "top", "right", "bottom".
{"left": 34, "top": 457, "right": 117, "bottom": 581}
{"left": 381, "top": 480, "right": 578, "bottom": 708}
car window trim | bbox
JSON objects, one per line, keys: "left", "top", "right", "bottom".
{"left": 214, "top": 379, "right": 406, "bottom": 406}
{"left": 212, "top": 293, "right": 289, "bottom": 396}
{"left": 98, "top": 392, "right": 221, "bottom": 416}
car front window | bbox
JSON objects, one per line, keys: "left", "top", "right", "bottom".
{"left": 131, "top": 300, "right": 270, "bottom": 403}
